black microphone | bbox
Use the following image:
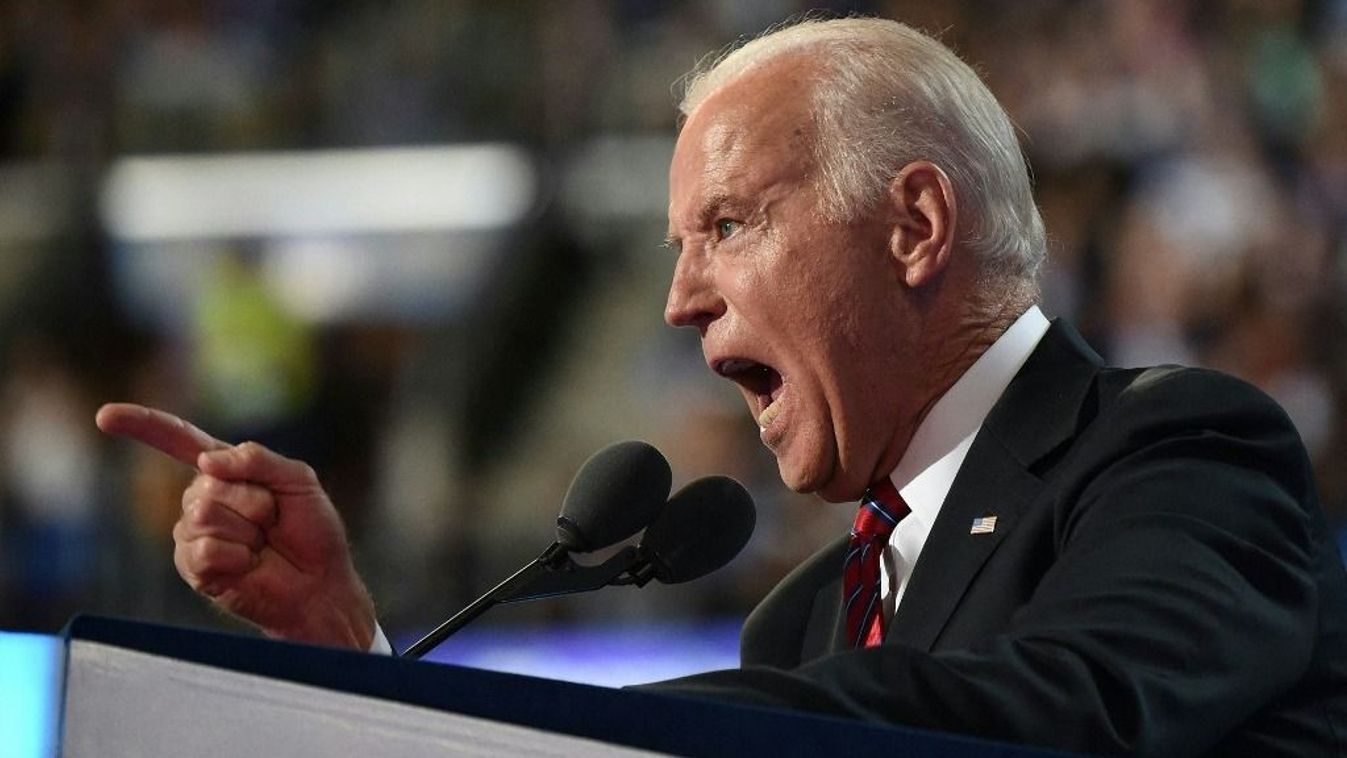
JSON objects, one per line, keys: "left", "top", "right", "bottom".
{"left": 400, "top": 441, "right": 671, "bottom": 659}
{"left": 555, "top": 440, "right": 672, "bottom": 552}
{"left": 623, "top": 476, "right": 756, "bottom": 586}
{"left": 508, "top": 475, "right": 757, "bottom": 599}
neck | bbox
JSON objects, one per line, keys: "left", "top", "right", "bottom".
{"left": 870, "top": 279, "right": 1033, "bottom": 488}
{"left": 921, "top": 269, "right": 1035, "bottom": 400}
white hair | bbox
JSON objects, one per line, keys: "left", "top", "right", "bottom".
{"left": 678, "top": 17, "right": 1046, "bottom": 286}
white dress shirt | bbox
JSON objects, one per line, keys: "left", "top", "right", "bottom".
{"left": 880, "top": 305, "right": 1050, "bottom": 619}
{"left": 370, "top": 624, "right": 393, "bottom": 655}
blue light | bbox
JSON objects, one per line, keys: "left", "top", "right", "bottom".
{"left": 0, "top": 631, "right": 62, "bottom": 758}
{"left": 396, "top": 618, "right": 742, "bottom": 687}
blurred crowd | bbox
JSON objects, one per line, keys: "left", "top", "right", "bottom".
{"left": 0, "top": 0, "right": 1344, "bottom": 645}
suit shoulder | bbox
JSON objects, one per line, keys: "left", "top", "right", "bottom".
{"left": 1063, "top": 363, "right": 1318, "bottom": 523}
{"left": 1100, "top": 363, "right": 1270, "bottom": 401}
{"left": 1094, "top": 364, "right": 1300, "bottom": 438}
{"left": 988, "top": 334, "right": 1314, "bottom": 511}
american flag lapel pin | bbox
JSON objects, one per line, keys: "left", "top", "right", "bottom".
{"left": 970, "top": 514, "right": 998, "bottom": 535}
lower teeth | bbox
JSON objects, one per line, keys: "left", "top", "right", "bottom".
{"left": 758, "top": 401, "right": 780, "bottom": 428}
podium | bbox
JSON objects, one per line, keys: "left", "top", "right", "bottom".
{"left": 41, "top": 616, "right": 1061, "bottom": 756}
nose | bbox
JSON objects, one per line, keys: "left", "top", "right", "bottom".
{"left": 664, "top": 248, "right": 725, "bottom": 334}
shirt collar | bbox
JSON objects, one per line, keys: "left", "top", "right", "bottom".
{"left": 888, "top": 305, "right": 1051, "bottom": 523}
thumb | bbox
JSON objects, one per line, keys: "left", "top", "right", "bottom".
{"left": 198, "top": 442, "right": 318, "bottom": 491}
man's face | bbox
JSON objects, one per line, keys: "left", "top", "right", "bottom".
{"left": 664, "top": 60, "right": 912, "bottom": 502}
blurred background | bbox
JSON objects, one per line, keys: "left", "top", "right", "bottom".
{"left": 0, "top": 0, "right": 1344, "bottom": 685}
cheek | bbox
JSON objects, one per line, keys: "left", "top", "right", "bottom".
{"left": 733, "top": 225, "right": 884, "bottom": 362}
{"left": 728, "top": 241, "right": 798, "bottom": 319}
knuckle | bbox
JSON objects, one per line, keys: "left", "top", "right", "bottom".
{"left": 180, "top": 497, "right": 203, "bottom": 523}
{"left": 185, "top": 538, "right": 208, "bottom": 565}
{"left": 237, "top": 441, "right": 266, "bottom": 462}
{"left": 184, "top": 475, "right": 210, "bottom": 501}
{"left": 200, "top": 475, "right": 228, "bottom": 498}
{"left": 190, "top": 537, "right": 222, "bottom": 567}
{"left": 173, "top": 547, "right": 201, "bottom": 587}
{"left": 181, "top": 498, "right": 216, "bottom": 531}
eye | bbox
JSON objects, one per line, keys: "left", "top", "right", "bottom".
{"left": 715, "top": 218, "right": 743, "bottom": 240}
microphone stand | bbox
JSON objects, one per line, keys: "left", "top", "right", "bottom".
{"left": 400, "top": 543, "right": 642, "bottom": 659}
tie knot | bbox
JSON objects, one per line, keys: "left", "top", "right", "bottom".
{"left": 853, "top": 478, "right": 908, "bottom": 541}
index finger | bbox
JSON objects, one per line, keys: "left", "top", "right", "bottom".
{"left": 96, "top": 403, "right": 230, "bottom": 468}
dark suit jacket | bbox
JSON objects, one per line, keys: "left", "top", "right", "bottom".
{"left": 646, "top": 320, "right": 1347, "bottom": 755}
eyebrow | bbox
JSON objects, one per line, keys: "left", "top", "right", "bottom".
{"left": 700, "top": 193, "right": 734, "bottom": 220}
{"left": 664, "top": 191, "right": 736, "bottom": 251}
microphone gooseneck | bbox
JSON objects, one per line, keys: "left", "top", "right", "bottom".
{"left": 399, "top": 446, "right": 757, "bottom": 660}
{"left": 401, "top": 440, "right": 672, "bottom": 659}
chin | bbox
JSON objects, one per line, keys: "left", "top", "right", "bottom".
{"left": 814, "top": 480, "right": 866, "bottom": 504}
{"left": 773, "top": 442, "right": 847, "bottom": 500}
{"left": 788, "top": 459, "right": 869, "bottom": 504}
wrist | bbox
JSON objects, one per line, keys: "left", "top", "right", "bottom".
{"left": 266, "top": 567, "right": 377, "bottom": 650}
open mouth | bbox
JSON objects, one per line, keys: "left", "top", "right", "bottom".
{"left": 714, "top": 358, "right": 785, "bottom": 428}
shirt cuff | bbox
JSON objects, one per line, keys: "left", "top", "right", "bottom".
{"left": 369, "top": 623, "right": 394, "bottom": 655}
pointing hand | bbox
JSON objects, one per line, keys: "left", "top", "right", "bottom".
{"left": 97, "top": 403, "right": 376, "bottom": 649}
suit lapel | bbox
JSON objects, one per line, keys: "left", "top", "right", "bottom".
{"left": 810, "top": 566, "right": 848, "bottom": 659}
{"left": 800, "top": 537, "right": 848, "bottom": 661}
{"left": 883, "top": 434, "right": 1042, "bottom": 650}
{"left": 881, "top": 320, "right": 1103, "bottom": 652}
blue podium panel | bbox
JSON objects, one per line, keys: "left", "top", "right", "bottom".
{"left": 59, "top": 616, "right": 1064, "bottom": 757}
{"left": 0, "top": 631, "right": 63, "bottom": 758}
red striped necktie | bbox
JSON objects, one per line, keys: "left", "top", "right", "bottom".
{"left": 843, "top": 478, "right": 911, "bottom": 648}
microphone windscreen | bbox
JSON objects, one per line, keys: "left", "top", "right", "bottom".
{"left": 641, "top": 476, "right": 755, "bottom": 584}
{"left": 556, "top": 440, "right": 671, "bottom": 552}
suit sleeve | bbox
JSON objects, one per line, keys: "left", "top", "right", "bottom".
{"left": 636, "top": 371, "right": 1326, "bottom": 755}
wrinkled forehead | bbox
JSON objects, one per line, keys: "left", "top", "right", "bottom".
{"left": 683, "top": 57, "right": 818, "bottom": 156}
{"left": 704, "top": 102, "right": 810, "bottom": 161}
{"left": 670, "top": 63, "right": 819, "bottom": 209}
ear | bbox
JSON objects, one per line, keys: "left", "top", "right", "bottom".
{"left": 887, "top": 161, "right": 957, "bottom": 289}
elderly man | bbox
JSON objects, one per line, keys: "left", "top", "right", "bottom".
{"left": 98, "top": 17, "right": 1346, "bottom": 755}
